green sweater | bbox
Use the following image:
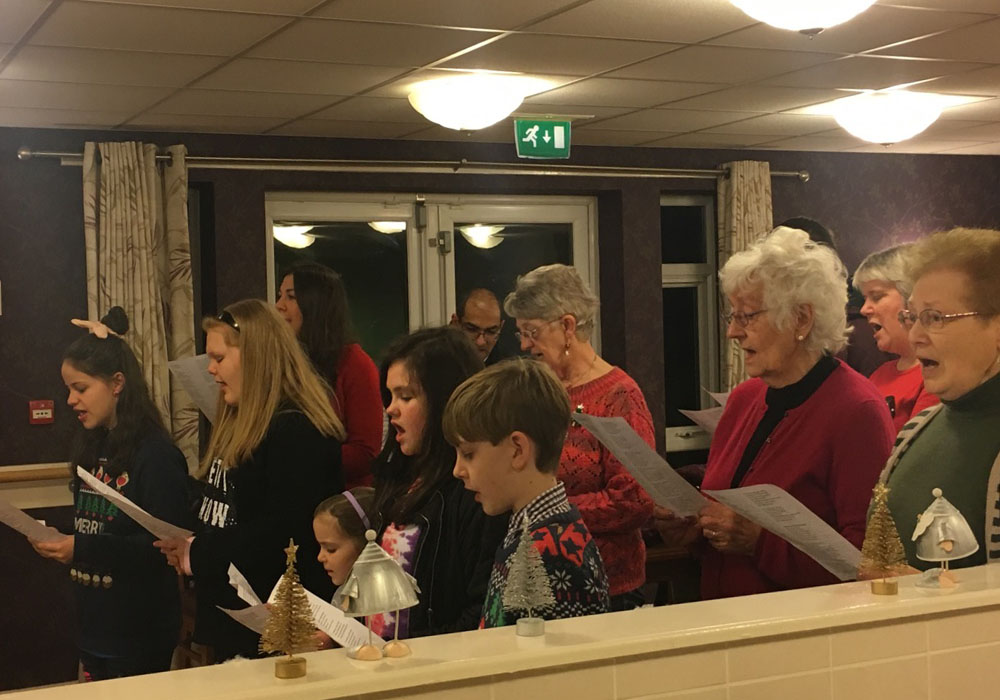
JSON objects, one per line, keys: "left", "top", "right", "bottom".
{"left": 884, "top": 372, "right": 1000, "bottom": 570}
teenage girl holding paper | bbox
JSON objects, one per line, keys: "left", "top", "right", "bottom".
{"left": 30, "top": 307, "right": 190, "bottom": 680}
{"left": 156, "top": 300, "right": 345, "bottom": 661}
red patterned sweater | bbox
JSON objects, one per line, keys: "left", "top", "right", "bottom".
{"left": 562, "top": 367, "right": 655, "bottom": 596}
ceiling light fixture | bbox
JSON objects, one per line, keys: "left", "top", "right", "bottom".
{"left": 728, "top": 0, "right": 876, "bottom": 35}
{"left": 459, "top": 224, "right": 505, "bottom": 249}
{"left": 273, "top": 224, "right": 315, "bottom": 249}
{"left": 826, "top": 91, "right": 959, "bottom": 144}
{"left": 408, "top": 73, "right": 553, "bottom": 131}
{"left": 368, "top": 221, "right": 407, "bottom": 234}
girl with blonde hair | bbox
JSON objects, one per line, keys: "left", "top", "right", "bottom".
{"left": 157, "top": 299, "right": 345, "bottom": 661}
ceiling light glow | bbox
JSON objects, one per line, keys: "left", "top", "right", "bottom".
{"left": 368, "top": 221, "right": 407, "bottom": 234}
{"left": 408, "top": 73, "right": 553, "bottom": 131}
{"left": 728, "top": 0, "right": 876, "bottom": 33}
{"left": 459, "top": 224, "right": 505, "bottom": 249}
{"left": 828, "top": 91, "right": 951, "bottom": 144}
{"left": 273, "top": 224, "right": 315, "bottom": 249}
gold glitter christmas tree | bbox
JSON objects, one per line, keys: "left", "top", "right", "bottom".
{"left": 260, "top": 539, "right": 316, "bottom": 677}
{"left": 860, "top": 483, "right": 908, "bottom": 594}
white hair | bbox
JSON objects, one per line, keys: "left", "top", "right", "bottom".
{"left": 853, "top": 243, "right": 915, "bottom": 299}
{"left": 504, "top": 264, "right": 599, "bottom": 338}
{"left": 720, "top": 226, "right": 848, "bottom": 355}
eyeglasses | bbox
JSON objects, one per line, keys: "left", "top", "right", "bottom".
{"left": 514, "top": 319, "right": 561, "bottom": 342}
{"left": 216, "top": 309, "right": 240, "bottom": 332}
{"left": 460, "top": 321, "right": 502, "bottom": 341}
{"left": 721, "top": 309, "right": 768, "bottom": 328}
{"left": 898, "top": 308, "right": 981, "bottom": 331}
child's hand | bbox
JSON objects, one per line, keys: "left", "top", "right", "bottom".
{"left": 154, "top": 536, "right": 194, "bottom": 576}
{"left": 313, "top": 630, "right": 334, "bottom": 650}
{"left": 30, "top": 535, "right": 74, "bottom": 564}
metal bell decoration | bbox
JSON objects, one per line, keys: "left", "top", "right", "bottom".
{"left": 333, "top": 530, "right": 420, "bottom": 660}
{"left": 912, "top": 488, "right": 979, "bottom": 588}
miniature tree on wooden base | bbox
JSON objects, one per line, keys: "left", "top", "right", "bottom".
{"left": 503, "top": 523, "right": 556, "bottom": 636}
{"left": 260, "top": 539, "right": 317, "bottom": 677}
{"left": 860, "top": 483, "right": 908, "bottom": 595}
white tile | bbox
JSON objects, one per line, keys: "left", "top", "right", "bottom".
{"left": 492, "top": 663, "right": 615, "bottom": 700}
{"left": 0, "top": 106, "right": 129, "bottom": 128}
{"left": 728, "top": 633, "right": 831, "bottom": 682}
{"left": 572, "top": 128, "right": 682, "bottom": 146}
{"left": 758, "top": 132, "right": 863, "bottom": 151}
{"left": 929, "top": 643, "right": 1000, "bottom": 700}
{"left": 936, "top": 98, "right": 1000, "bottom": 121}
{"left": 398, "top": 122, "right": 513, "bottom": 143}
{"left": 831, "top": 621, "right": 927, "bottom": 666}
{"left": 0, "top": 0, "right": 50, "bottom": 43}
{"left": 125, "top": 112, "right": 287, "bottom": 133}
{"left": 515, "top": 103, "right": 634, "bottom": 122}
{"left": 832, "top": 657, "right": 929, "bottom": 700}
{"left": 95, "top": 0, "right": 320, "bottom": 12}
{"left": 270, "top": 119, "right": 422, "bottom": 139}
{"left": 365, "top": 679, "right": 492, "bottom": 699}
{"left": 873, "top": 18, "right": 1000, "bottom": 63}
{"left": 644, "top": 132, "right": 775, "bottom": 147}
{"left": 616, "top": 648, "right": 727, "bottom": 698}
{"left": 312, "top": 0, "right": 578, "bottom": 30}
{"left": 761, "top": 56, "right": 990, "bottom": 90}
{"left": 1, "top": 46, "right": 222, "bottom": 87}
{"left": 916, "top": 65, "right": 1000, "bottom": 97}
{"left": 592, "top": 108, "right": 759, "bottom": 132}
{"left": 194, "top": 59, "right": 406, "bottom": 96}
{"left": 876, "top": 0, "right": 1000, "bottom": 10}
{"left": 151, "top": 89, "right": 335, "bottom": 118}
{"left": 927, "top": 607, "right": 1000, "bottom": 650}
{"left": 526, "top": 78, "right": 723, "bottom": 109}
{"left": 365, "top": 68, "right": 576, "bottom": 99}
{"left": 626, "top": 689, "right": 728, "bottom": 700}
{"left": 663, "top": 86, "right": 845, "bottom": 113}
{"left": 247, "top": 18, "right": 496, "bottom": 67}
{"left": 608, "top": 45, "right": 836, "bottom": 83}
{"left": 939, "top": 143, "right": 1000, "bottom": 155}
{"left": 0, "top": 78, "right": 169, "bottom": 112}
{"left": 311, "top": 97, "right": 427, "bottom": 123}
{"left": 703, "top": 113, "right": 838, "bottom": 136}
{"left": 729, "top": 672, "right": 833, "bottom": 700}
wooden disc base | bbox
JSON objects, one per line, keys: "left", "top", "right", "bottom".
{"left": 275, "top": 656, "right": 307, "bottom": 679}
{"left": 516, "top": 617, "right": 545, "bottom": 637}
{"left": 870, "top": 579, "right": 898, "bottom": 595}
{"left": 383, "top": 640, "right": 411, "bottom": 658}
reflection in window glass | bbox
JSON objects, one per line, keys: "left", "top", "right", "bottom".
{"left": 273, "top": 221, "right": 407, "bottom": 362}
{"left": 662, "top": 287, "right": 701, "bottom": 427}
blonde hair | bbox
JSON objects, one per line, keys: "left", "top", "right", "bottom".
{"left": 198, "top": 299, "right": 345, "bottom": 477}
{"left": 906, "top": 228, "right": 1000, "bottom": 317}
{"left": 853, "top": 243, "right": 916, "bottom": 299}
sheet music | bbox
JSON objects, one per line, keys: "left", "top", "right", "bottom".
{"left": 572, "top": 413, "right": 708, "bottom": 517}
{"left": 76, "top": 466, "right": 193, "bottom": 540}
{"left": 704, "top": 484, "right": 861, "bottom": 581}
{"left": 705, "top": 389, "right": 730, "bottom": 407}
{"left": 229, "top": 563, "right": 263, "bottom": 606}
{"left": 268, "top": 579, "right": 381, "bottom": 649}
{"left": 218, "top": 604, "right": 270, "bottom": 634}
{"left": 678, "top": 406, "right": 725, "bottom": 435}
{"left": 168, "top": 354, "right": 219, "bottom": 424}
{"left": 0, "top": 498, "right": 63, "bottom": 542}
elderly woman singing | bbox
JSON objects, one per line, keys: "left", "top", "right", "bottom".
{"left": 658, "top": 227, "right": 896, "bottom": 599}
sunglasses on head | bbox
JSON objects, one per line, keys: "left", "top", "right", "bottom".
{"left": 216, "top": 309, "right": 240, "bottom": 333}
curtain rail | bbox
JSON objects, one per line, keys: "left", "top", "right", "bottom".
{"left": 16, "top": 148, "right": 810, "bottom": 182}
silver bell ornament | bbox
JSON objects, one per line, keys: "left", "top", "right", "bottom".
{"left": 912, "top": 488, "right": 979, "bottom": 588}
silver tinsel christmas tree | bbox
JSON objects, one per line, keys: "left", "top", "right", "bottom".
{"left": 502, "top": 522, "right": 556, "bottom": 620}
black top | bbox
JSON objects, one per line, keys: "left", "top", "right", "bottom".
{"left": 72, "top": 430, "right": 190, "bottom": 656}
{"left": 730, "top": 355, "right": 838, "bottom": 489}
{"left": 189, "top": 408, "right": 343, "bottom": 659}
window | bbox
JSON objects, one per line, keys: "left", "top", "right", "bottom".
{"left": 661, "top": 195, "right": 719, "bottom": 454}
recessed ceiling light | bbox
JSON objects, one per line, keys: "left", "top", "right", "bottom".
{"left": 728, "top": 0, "right": 876, "bottom": 34}
{"left": 408, "top": 73, "right": 553, "bottom": 131}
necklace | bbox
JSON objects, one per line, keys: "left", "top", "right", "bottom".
{"left": 567, "top": 351, "right": 600, "bottom": 388}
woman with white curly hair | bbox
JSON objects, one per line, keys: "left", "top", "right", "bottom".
{"left": 656, "top": 227, "right": 895, "bottom": 599}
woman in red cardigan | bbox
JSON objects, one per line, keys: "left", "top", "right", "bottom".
{"left": 505, "top": 264, "right": 654, "bottom": 610}
{"left": 657, "top": 227, "right": 896, "bottom": 599}
{"left": 276, "top": 262, "right": 382, "bottom": 488}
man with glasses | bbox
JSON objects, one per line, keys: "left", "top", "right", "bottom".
{"left": 450, "top": 288, "right": 505, "bottom": 364}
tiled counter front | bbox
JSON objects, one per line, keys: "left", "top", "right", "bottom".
{"left": 13, "top": 566, "right": 1000, "bottom": 700}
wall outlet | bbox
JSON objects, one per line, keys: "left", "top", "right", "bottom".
{"left": 29, "top": 400, "right": 54, "bottom": 425}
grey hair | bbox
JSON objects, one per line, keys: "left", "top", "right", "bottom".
{"left": 853, "top": 243, "right": 915, "bottom": 299}
{"left": 504, "top": 264, "right": 599, "bottom": 338}
{"left": 720, "top": 226, "right": 849, "bottom": 355}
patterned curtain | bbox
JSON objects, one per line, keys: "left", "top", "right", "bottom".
{"left": 716, "top": 160, "right": 773, "bottom": 391}
{"left": 82, "top": 142, "right": 198, "bottom": 471}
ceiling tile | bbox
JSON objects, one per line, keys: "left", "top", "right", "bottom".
{"left": 0, "top": 106, "right": 130, "bottom": 128}
{"left": 876, "top": 0, "right": 1000, "bottom": 11}
{"left": 399, "top": 122, "right": 514, "bottom": 143}
{"left": 845, "top": 138, "right": 992, "bottom": 154}
{"left": 269, "top": 119, "right": 421, "bottom": 139}
{"left": 662, "top": 86, "right": 845, "bottom": 112}
{"left": 643, "top": 132, "right": 775, "bottom": 148}
{"left": 525, "top": 0, "right": 755, "bottom": 43}
{"left": 707, "top": 6, "right": 990, "bottom": 54}
{"left": 933, "top": 97, "right": 1000, "bottom": 120}
{"left": 365, "top": 68, "right": 575, "bottom": 99}
{"left": 561, "top": 128, "right": 682, "bottom": 146}
{"left": 938, "top": 142, "right": 1000, "bottom": 155}
{"left": 933, "top": 122, "right": 1000, "bottom": 140}
{"left": 440, "top": 34, "right": 679, "bottom": 76}
{"left": 525, "top": 77, "right": 722, "bottom": 108}
{"left": 311, "top": 96, "right": 426, "bottom": 123}
{"left": 312, "top": 0, "right": 581, "bottom": 30}
{"left": 873, "top": 18, "right": 1000, "bottom": 62}
{"left": 593, "top": 108, "right": 758, "bottom": 131}
{"left": 761, "top": 56, "right": 990, "bottom": 90}
{"left": 194, "top": 59, "right": 406, "bottom": 95}
{"left": 125, "top": 112, "right": 288, "bottom": 133}
{"left": 908, "top": 64, "right": 1000, "bottom": 96}
{"left": 0, "top": 0, "right": 50, "bottom": 43}
{"left": 703, "top": 113, "right": 839, "bottom": 136}
{"left": 151, "top": 89, "right": 336, "bottom": 117}
{"left": 513, "top": 103, "right": 633, "bottom": 122}
{"left": 607, "top": 45, "right": 834, "bottom": 83}
{"left": 0, "top": 46, "right": 222, "bottom": 87}
{"left": 90, "top": 0, "right": 321, "bottom": 12}
{"left": 247, "top": 19, "right": 496, "bottom": 66}
{"left": 0, "top": 79, "right": 170, "bottom": 112}
{"left": 913, "top": 118, "right": 997, "bottom": 136}
{"left": 757, "top": 132, "right": 869, "bottom": 151}
{"left": 30, "top": 1, "right": 289, "bottom": 55}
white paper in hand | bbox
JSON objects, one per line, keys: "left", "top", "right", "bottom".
{"left": 228, "top": 563, "right": 263, "bottom": 606}
{"left": 76, "top": 466, "right": 193, "bottom": 540}
{"left": 0, "top": 498, "right": 63, "bottom": 542}
{"left": 268, "top": 579, "right": 381, "bottom": 649}
{"left": 218, "top": 604, "right": 270, "bottom": 634}
{"left": 678, "top": 406, "right": 725, "bottom": 435}
{"left": 168, "top": 354, "right": 219, "bottom": 424}
{"left": 572, "top": 413, "right": 708, "bottom": 517}
{"left": 704, "top": 484, "right": 861, "bottom": 581}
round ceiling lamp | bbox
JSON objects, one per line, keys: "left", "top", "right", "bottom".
{"left": 408, "top": 73, "right": 552, "bottom": 131}
{"left": 728, "top": 0, "right": 876, "bottom": 34}
{"left": 830, "top": 91, "right": 946, "bottom": 144}
{"left": 368, "top": 221, "right": 407, "bottom": 234}
{"left": 273, "top": 224, "right": 315, "bottom": 249}
{"left": 459, "top": 224, "right": 505, "bottom": 249}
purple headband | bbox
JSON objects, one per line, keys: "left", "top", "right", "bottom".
{"left": 342, "top": 490, "right": 370, "bottom": 530}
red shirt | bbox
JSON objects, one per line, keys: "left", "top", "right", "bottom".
{"left": 333, "top": 343, "right": 382, "bottom": 488}
{"left": 868, "top": 360, "right": 939, "bottom": 433}
{"left": 700, "top": 362, "right": 895, "bottom": 599}
{"left": 562, "top": 367, "right": 655, "bottom": 596}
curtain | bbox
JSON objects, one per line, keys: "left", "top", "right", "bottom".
{"left": 82, "top": 142, "right": 198, "bottom": 471}
{"left": 716, "top": 160, "right": 773, "bottom": 391}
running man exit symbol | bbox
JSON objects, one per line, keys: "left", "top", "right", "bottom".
{"left": 515, "top": 119, "right": 571, "bottom": 159}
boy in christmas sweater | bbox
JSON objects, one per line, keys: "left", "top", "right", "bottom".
{"left": 444, "top": 358, "right": 609, "bottom": 628}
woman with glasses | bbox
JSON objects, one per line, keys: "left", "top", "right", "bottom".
{"left": 875, "top": 228, "right": 1000, "bottom": 571}
{"left": 504, "top": 264, "right": 654, "bottom": 611}
{"left": 657, "top": 227, "right": 895, "bottom": 599}
{"left": 275, "top": 262, "right": 381, "bottom": 487}
{"left": 156, "top": 299, "right": 346, "bottom": 661}
{"left": 854, "top": 244, "right": 938, "bottom": 432}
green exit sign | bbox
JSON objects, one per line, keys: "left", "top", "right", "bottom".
{"left": 514, "top": 119, "right": 571, "bottom": 159}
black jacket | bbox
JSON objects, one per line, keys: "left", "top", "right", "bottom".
{"left": 378, "top": 477, "right": 508, "bottom": 637}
